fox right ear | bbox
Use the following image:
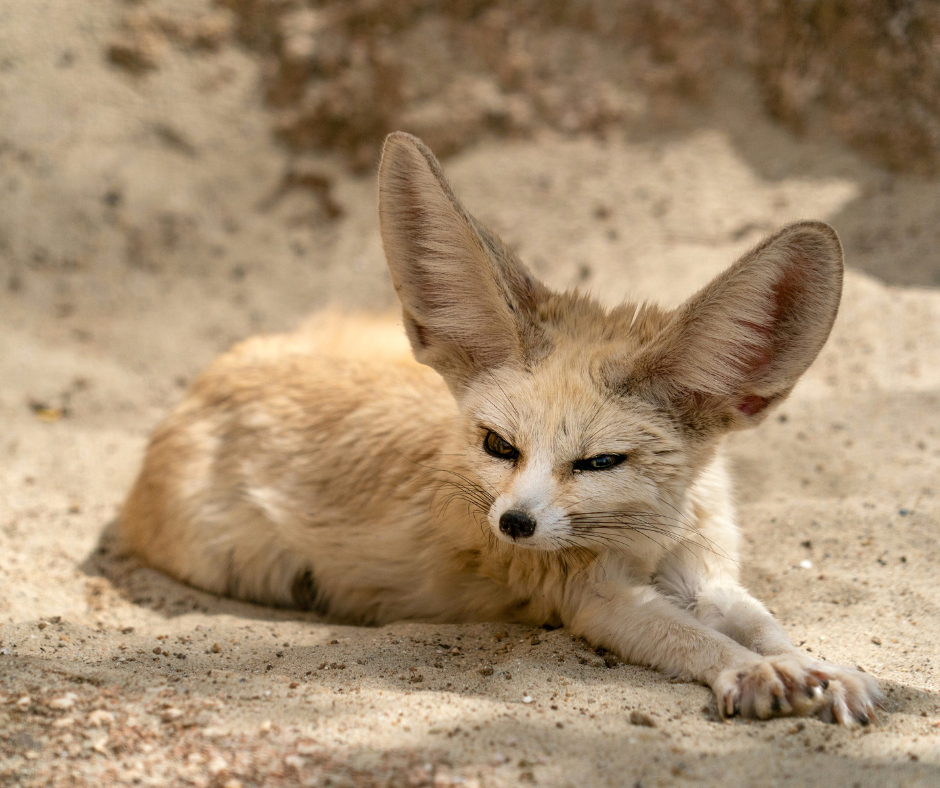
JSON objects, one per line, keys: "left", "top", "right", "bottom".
{"left": 378, "top": 132, "right": 546, "bottom": 393}
{"left": 626, "top": 221, "right": 844, "bottom": 433}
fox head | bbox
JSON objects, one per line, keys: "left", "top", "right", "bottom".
{"left": 378, "top": 132, "right": 843, "bottom": 554}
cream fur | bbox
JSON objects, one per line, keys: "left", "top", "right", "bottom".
{"left": 119, "top": 132, "right": 879, "bottom": 726}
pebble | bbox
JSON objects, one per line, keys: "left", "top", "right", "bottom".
{"left": 799, "top": 560, "right": 813, "bottom": 569}
{"left": 88, "top": 709, "right": 114, "bottom": 727}
{"left": 629, "top": 711, "right": 656, "bottom": 727}
{"left": 48, "top": 693, "right": 77, "bottom": 710}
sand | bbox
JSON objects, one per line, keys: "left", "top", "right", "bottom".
{"left": 1, "top": 2, "right": 938, "bottom": 786}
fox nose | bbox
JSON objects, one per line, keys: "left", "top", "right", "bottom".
{"left": 499, "top": 509, "right": 537, "bottom": 539}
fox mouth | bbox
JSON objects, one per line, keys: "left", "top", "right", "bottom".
{"left": 428, "top": 467, "right": 713, "bottom": 558}
{"left": 485, "top": 505, "right": 730, "bottom": 563}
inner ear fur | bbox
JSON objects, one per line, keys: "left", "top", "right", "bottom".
{"left": 378, "top": 131, "right": 547, "bottom": 391}
{"left": 629, "top": 221, "right": 844, "bottom": 431}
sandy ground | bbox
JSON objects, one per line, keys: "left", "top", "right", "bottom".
{"left": 1, "top": 2, "right": 939, "bottom": 786}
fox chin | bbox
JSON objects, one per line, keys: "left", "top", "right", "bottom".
{"left": 119, "top": 131, "right": 879, "bottom": 726}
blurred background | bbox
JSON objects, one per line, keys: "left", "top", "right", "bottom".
{"left": 4, "top": 1, "right": 940, "bottom": 356}
{"left": 2, "top": 0, "right": 940, "bottom": 422}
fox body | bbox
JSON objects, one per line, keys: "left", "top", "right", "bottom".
{"left": 120, "top": 132, "right": 879, "bottom": 725}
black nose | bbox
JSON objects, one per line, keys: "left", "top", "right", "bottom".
{"left": 499, "top": 509, "right": 537, "bottom": 539}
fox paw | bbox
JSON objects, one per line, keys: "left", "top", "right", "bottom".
{"left": 808, "top": 662, "right": 881, "bottom": 727}
{"left": 715, "top": 655, "right": 879, "bottom": 726}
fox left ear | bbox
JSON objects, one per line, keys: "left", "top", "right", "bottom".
{"left": 378, "top": 132, "right": 548, "bottom": 393}
{"left": 628, "top": 221, "right": 844, "bottom": 432}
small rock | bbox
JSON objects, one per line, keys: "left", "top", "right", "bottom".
{"left": 799, "top": 559, "right": 813, "bottom": 570}
{"left": 629, "top": 711, "right": 656, "bottom": 727}
{"left": 107, "top": 34, "right": 160, "bottom": 74}
{"left": 12, "top": 732, "right": 42, "bottom": 751}
{"left": 88, "top": 710, "right": 114, "bottom": 727}
{"left": 212, "top": 643, "right": 223, "bottom": 653}
{"left": 522, "top": 696, "right": 533, "bottom": 704}
{"left": 160, "top": 708, "right": 183, "bottom": 723}
{"left": 48, "top": 694, "right": 77, "bottom": 711}
{"left": 16, "top": 696, "right": 32, "bottom": 710}
{"left": 478, "top": 666, "right": 494, "bottom": 676}
{"left": 871, "top": 636, "right": 882, "bottom": 646}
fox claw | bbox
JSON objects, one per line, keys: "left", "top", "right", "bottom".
{"left": 714, "top": 655, "right": 879, "bottom": 726}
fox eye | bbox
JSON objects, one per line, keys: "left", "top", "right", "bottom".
{"left": 573, "top": 454, "right": 627, "bottom": 472}
{"left": 483, "top": 430, "right": 518, "bottom": 461}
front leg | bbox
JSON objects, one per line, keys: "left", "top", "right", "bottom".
{"left": 653, "top": 556, "right": 880, "bottom": 725}
{"left": 568, "top": 581, "right": 873, "bottom": 724}
{"left": 692, "top": 577, "right": 880, "bottom": 725}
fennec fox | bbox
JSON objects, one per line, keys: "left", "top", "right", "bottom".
{"left": 121, "top": 132, "right": 879, "bottom": 725}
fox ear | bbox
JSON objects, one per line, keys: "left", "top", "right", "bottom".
{"left": 378, "top": 131, "right": 546, "bottom": 391}
{"left": 629, "top": 222, "right": 844, "bottom": 432}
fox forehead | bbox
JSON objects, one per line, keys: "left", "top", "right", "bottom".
{"left": 460, "top": 335, "right": 683, "bottom": 462}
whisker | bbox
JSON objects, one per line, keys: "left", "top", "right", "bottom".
{"left": 567, "top": 508, "right": 736, "bottom": 565}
